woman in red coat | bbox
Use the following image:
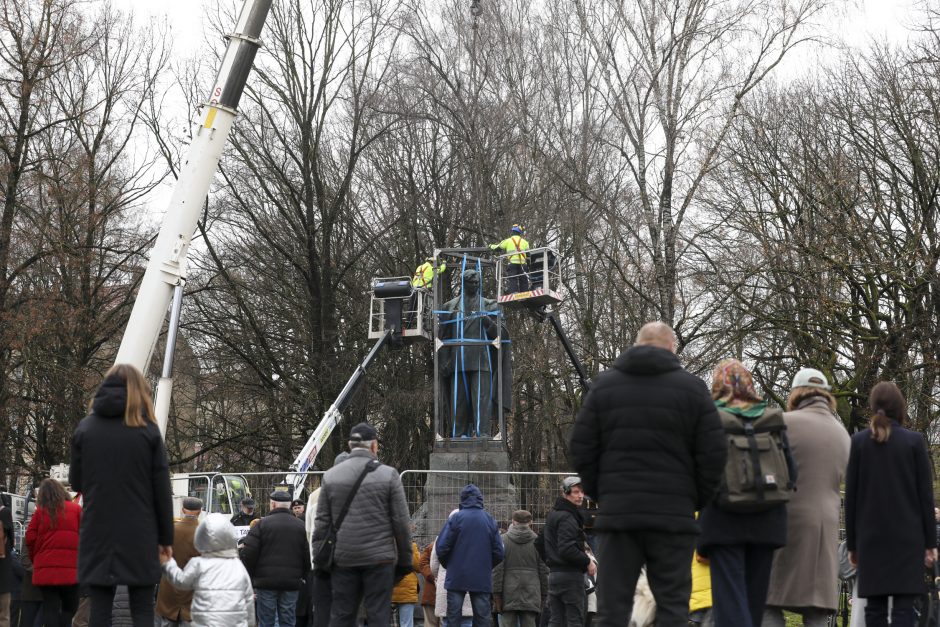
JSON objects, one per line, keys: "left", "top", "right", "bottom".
{"left": 25, "top": 478, "right": 82, "bottom": 627}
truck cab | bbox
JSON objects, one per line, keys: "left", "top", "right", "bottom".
{"left": 170, "top": 473, "right": 251, "bottom": 519}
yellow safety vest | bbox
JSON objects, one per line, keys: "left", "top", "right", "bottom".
{"left": 491, "top": 235, "right": 529, "bottom": 264}
{"left": 411, "top": 261, "right": 445, "bottom": 288}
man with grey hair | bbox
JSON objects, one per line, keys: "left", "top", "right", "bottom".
{"left": 312, "top": 422, "right": 412, "bottom": 626}
{"left": 569, "top": 321, "right": 727, "bottom": 627}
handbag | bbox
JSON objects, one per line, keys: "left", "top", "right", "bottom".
{"left": 313, "top": 458, "right": 381, "bottom": 572}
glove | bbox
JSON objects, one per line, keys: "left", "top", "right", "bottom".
{"left": 493, "top": 594, "right": 503, "bottom": 613}
{"left": 394, "top": 564, "right": 412, "bottom": 584}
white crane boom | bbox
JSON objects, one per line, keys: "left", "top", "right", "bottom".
{"left": 115, "top": 0, "right": 273, "bottom": 435}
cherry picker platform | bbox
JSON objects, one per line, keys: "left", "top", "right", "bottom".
{"left": 286, "top": 274, "right": 435, "bottom": 491}
{"left": 494, "top": 246, "right": 589, "bottom": 392}
{"left": 495, "top": 246, "right": 564, "bottom": 309}
{"left": 287, "top": 244, "right": 591, "bottom": 491}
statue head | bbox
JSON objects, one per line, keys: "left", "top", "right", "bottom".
{"left": 461, "top": 269, "right": 481, "bottom": 294}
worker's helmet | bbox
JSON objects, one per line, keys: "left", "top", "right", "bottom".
{"left": 425, "top": 256, "right": 435, "bottom": 262}
{"left": 511, "top": 224, "right": 524, "bottom": 235}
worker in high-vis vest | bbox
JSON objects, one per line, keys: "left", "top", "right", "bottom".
{"left": 407, "top": 257, "right": 445, "bottom": 325}
{"left": 411, "top": 257, "right": 446, "bottom": 289}
{"left": 490, "top": 224, "right": 530, "bottom": 294}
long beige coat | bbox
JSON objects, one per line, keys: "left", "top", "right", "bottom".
{"left": 766, "top": 397, "right": 850, "bottom": 610}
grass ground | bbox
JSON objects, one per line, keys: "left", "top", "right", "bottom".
{"left": 784, "top": 610, "right": 847, "bottom": 626}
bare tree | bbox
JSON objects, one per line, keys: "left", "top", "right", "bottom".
{"left": 4, "top": 5, "right": 169, "bottom": 483}
{"left": 568, "top": 0, "right": 828, "bottom": 332}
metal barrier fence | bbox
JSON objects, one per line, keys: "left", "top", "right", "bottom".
{"left": 193, "top": 469, "right": 571, "bottom": 544}
{"left": 400, "top": 470, "right": 572, "bottom": 549}
{"left": 12, "top": 520, "right": 23, "bottom": 554}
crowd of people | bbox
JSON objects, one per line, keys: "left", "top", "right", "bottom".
{"left": 0, "top": 319, "right": 936, "bottom": 627}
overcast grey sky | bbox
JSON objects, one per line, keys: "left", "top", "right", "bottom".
{"left": 110, "top": 0, "right": 922, "bottom": 217}
{"left": 115, "top": 0, "right": 920, "bottom": 58}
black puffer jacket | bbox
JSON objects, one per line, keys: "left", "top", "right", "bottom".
{"left": 543, "top": 498, "right": 590, "bottom": 573}
{"left": 569, "top": 345, "right": 727, "bottom": 534}
{"left": 240, "top": 508, "right": 309, "bottom": 590}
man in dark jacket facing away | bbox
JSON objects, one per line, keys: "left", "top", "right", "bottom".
{"left": 311, "top": 422, "right": 413, "bottom": 627}
{"left": 543, "top": 477, "right": 594, "bottom": 627}
{"left": 435, "top": 484, "right": 504, "bottom": 626}
{"left": 568, "top": 321, "right": 727, "bottom": 627}
{"left": 493, "top": 510, "right": 548, "bottom": 627}
{"left": 241, "top": 490, "right": 310, "bottom": 627}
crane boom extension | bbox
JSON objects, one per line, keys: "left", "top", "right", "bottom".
{"left": 114, "top": 0, "right": 273, "bottom": 426}
{"left": 285, "top": 330, "right": 392, "bottom": 493}
{"left": 540, "top": 309, "right": 590, "bottom": 391}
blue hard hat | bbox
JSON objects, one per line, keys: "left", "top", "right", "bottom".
{"left": 511, "top": 224, "right": 524, "bottom": 234}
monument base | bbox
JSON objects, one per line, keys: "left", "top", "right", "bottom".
{"left": 412, "top": 449, "right": 517, "bottom": 546}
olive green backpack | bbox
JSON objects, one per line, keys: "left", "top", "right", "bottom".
{"left": 717, "top": 407, "right": 793, "bottom": 513}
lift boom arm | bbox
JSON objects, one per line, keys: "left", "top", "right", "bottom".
{"left": 540, "top": 309, "right": 590, "bottom": 392}
{"left": 285, "top": 330, "right": 392, "bottom": 493}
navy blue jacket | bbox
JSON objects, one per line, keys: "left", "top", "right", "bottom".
{"left": 70, "top": 375, "right": 174, "bottom": 587}
{"left": 845, "top": 423, "right": 935, "bottom": 597}
{"left": 435, "top": 485, "right": 504, "bottom": 593}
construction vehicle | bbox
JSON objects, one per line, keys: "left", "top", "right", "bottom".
{"left": 170, "top": 472, "right": 251, "bottom": 519}
{"left": 284, "top": 276, "right": 433, "bottom": 493}
{"left": 113, "top": 0, "right": 273, "bottom": 434}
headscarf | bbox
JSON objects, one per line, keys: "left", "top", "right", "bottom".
{"left": 711, "top": 359, "right": 763, "bottom": 412}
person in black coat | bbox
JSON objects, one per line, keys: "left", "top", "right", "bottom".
{"left": 0, "top": 498, "right": 12, "bottom": 626}
{"left": 569, "top": 322, "right": 726, "bottom": 627}
{"left": 543, "top": 477, "right": 594, "bottom": 627}
{"left": 69, "top": 364, "right": 174, "bottom": 627}
{"left": 240, "top": 491, "right": 310, "bottom": 627}
{"left": 845, "top": 381, "right": 936, "bottom": 627}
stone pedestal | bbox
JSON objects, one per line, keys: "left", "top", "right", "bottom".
{"left": 412, "top": 449, "right": 518, "bottom": 546}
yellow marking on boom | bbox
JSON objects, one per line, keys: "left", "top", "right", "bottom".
{"left": 204, "top": 107, "right": 218, "bottom": 129}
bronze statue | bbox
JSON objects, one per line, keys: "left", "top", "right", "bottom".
{"left": 440, "top": 269, "right": 500, "bottom": 437}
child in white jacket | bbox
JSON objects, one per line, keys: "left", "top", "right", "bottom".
{"left": 160, "top": 513, "right": 256, "bottom": 627}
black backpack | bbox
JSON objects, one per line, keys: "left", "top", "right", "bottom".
{"left": 716, "top": 407, "right": 793, "bottom": 513}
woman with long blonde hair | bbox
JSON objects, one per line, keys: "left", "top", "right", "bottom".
{"left": 69, "top": 364, "right": 174, "bottom": 627}
{"left": 844, "top": 381, "right": 935, "bottom": 627}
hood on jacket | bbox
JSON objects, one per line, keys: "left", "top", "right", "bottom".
{"left": 459, "top": 484, "right": 484, "bottom": 509}
{"left": 194, "top": 513, "right": 238, "bottom": 557}
{"left": 506, "top": 524, "right": 536, "bottom": 544}
{"left": 553, "top": 496, "right": 582, "bottom": 519}
{"left": 91, "top": 375, "right": 128, "bottom": 418}
{"left": 614, "top": 345, "right": 681, "bottom": 376}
